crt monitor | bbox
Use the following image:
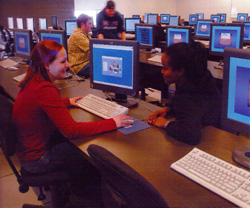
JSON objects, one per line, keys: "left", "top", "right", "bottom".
{"left": 135, "top": 23, "right": 155, "bottom": 50}
{"left": 189, "top": 14, "right": 199, "bottom": 25}
{"left": 65, "top": 20, "right": 77, "bottom": 36}
{"left": 38, "top": 29, "right": 67, "bottom": 51}
{"left": 125, "top": 18, "right": 141, "bottom": 34}
{"left": 160, "top": 14, "right": 170, "bottom": 24}
{"left": 218, "top": 13, "right": 226, "bottom": 23}
{"left": 233, "top": 21, "right": 250, "bottom": 45}
{"left": 169, "top": 16, "right": 180, "bottom": 26}
{"left": 209, "top": 23, "right": 244, "bottom": 56}
{"left": 197, "top": 13, "right": 204, "bottom": 19}
{"left": 165, "top": 26, "right": 192, "bottom": 47}
{"left": 194, "top": 19, "right": 214, "bottom": 40}
{"left": 13, "top": 29, "right": 33, "bottom": 59}
{"left": 147, "top": 14, "right": 158, "bottom": 25}
{"left": 222, "top": 47, "right": 250, "bottom": 168}
{"left": 89, "top": 38, "right": 140, "bottom": 107}
{"left": 243, "top": 22, "right": 250, "bottom": 45}
{"left": 237, "top": 13, "right": 248, "bottom": 21}
{"left": 211, "top": 14, "right": 221, "bottom": 23}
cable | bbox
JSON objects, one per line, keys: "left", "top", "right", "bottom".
{"left": 67, "top": 67, "right": 85, "bottom": 82}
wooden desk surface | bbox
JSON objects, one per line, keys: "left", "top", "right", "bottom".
{"left": 1, "top": 64, "right": 250, "bottom": 207}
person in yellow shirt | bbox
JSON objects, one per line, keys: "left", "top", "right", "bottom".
{"left": 68, "top": 14, "right": 92, "bottom": 78}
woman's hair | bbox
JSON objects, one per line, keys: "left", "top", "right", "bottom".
{"left": 163, "top": 41, "right": 208, "bottom": 85}
{"left": 76, "top": 14, "right": 91, "bottom": 28}
{"left": 18, "top": 39, "right": 63, "bottom": 89}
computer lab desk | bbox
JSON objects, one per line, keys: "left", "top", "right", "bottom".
{"left": 1, "top": 65, "right": 250, "bottom": 207}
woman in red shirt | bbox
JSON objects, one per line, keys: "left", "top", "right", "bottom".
{"left": 13, "top": 40, "right": 132, "bottom": 199}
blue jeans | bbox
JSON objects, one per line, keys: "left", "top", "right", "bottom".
{"left": 20, "top": 133, "right": 102, "bottom": 198}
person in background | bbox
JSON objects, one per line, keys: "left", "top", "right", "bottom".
{"left": 13, "top": 40, "right": 133, "bottom": 204}
{"left": 147, "top": 42, "right": 221, "bottom": 145}
{"left": 96, "top": 0, "right": 126, "bottom": 40}
{"left": 68, "top": 14, "right": 92, "bottom": 78}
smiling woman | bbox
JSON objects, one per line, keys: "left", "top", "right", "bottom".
{"left": 12, "top": 39, "right": 133, "bottom": 202}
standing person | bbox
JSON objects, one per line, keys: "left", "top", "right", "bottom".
{"left": 147, "top": 42, "right": 221, "bottom": 145}
{"left": 68, "top": 14, "right": 92, "bottom": 78}
{"left": 96, "top": 0, "right": 126, "bottom": 40}
{"left": 13, "top": 40, "right": 133, "bottom": 203}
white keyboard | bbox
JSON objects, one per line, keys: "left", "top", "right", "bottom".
{"left": 76, "top": 94, "right": 128, "bottom": 119}
{"left": 171, "top": 148, "right": 250, "bottom": 208}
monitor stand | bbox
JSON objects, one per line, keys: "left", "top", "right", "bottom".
{"left": 140, "top": 48, "right": 157, "bottom": 54}
{"left": 232, "top": 145, "right": 250, "bottom": 169}
{"left": 107, "top": 94, "right": 138, "bottom": 108}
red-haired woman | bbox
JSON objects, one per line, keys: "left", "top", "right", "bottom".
{"left": 13, "top": 40, "right": 132, "bottom": 200}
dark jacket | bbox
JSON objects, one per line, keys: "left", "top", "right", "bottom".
{"left": 165, "top": 69, "right": 221, "bottom": 145}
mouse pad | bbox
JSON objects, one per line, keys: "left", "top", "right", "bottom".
{"left": 118, "top": 118, "right": 151, "bottom": 134}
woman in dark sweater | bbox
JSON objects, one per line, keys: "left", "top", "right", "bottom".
{"left": 148, "top": 42, "right": 221, "bottom": 145}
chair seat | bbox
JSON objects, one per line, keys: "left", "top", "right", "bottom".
{"left": 20, "top": 168, "right": 71, "bottom": 187}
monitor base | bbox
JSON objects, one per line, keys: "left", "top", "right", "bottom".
{"left": 232, "top": 145, "right": 250, "bottom": 169}
{"left": 107, "top": 94, "right": 138, "bottom": 108}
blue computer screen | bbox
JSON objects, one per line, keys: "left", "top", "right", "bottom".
{"left": 169, "top": 16, "right": 179, "bottom": 26}
{"left": 92, "top": 44, "right": 134, "bottom": 89}
{"left": 227, "top": 57, "right": 250, "bottom": 125}
{"left": 197, "top": 13, "right": 204, "bottom": 19}
{"left": 243, "top": 22, "right": 250, "bottom": 41}
{"left": 125, "top": 18, "right": 141, "bottom": 32}
{"left": 195, "top": 21, "right": 212, "bottom": 37}
{"left": 167, "top": 28, "right": 189, "bottom": 46}
{"left": 65, "top": 21, "right": 77, "bottom": 36}
{"left": 40, "top": 33, "right": 63, "bottom": 45}
{"left": 147, "top": 14, "right": 158, "bottom": 25}
{"left": 189, "top": 14, "right": 198, "bottom": 25}
{"left": 160, "top": 14, "right": 170, "bottom": 24}
{"left": 210, "top": 26, "right": 242, "bottom": 53}
{"left": 136, "top": 26, "right": 153, "bottom": 47}
{"left": 219, "top": 14, "right": 226, "bottom": 23}
{"left": 237, "top": 13, "right": 248, "bottom": 21}
{"left": 14, "top": 31, "right": 31, "bottom": 56}
{"left": 211, "top": 15, "right": 221, "bottom": 23}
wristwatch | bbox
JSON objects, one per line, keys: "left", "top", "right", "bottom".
{"left": 164, "top": 121, "right": 171, "bottom": 128}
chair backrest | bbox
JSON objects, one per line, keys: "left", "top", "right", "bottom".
{"left": 0, "top": 94, "right": 17, "bottom": 157}
{"left": 87, "top": 144, "right": 169, "bottom": 208}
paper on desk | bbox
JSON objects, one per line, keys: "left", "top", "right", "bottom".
{"left": 148, "top": 54, "right": 162, "bottom": 63}
{"left": 13, "top": 73, "right": 26, "bottom": 82}
{"left": 118, "top": 118, "right": 151, "bottom": 134}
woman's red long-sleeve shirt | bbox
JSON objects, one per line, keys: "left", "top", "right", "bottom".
{"left": 13, "top": 77, "right": 117, "bottom": 161}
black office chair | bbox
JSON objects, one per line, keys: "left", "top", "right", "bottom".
{"left": 0, "top": 94, "right": 71, "bottom": 208}
{"left": 87, "top": 144, "right": 169, "bottom": 208}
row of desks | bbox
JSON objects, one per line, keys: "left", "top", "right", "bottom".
{"left": 0, "top": 58, "right": 249, "bottom": 207}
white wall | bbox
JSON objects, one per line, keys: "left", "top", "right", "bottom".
{"left": 74, "top": 0, "right": 250, "bottom": 23}
{"left": 74, "top": 0, "right": 177, "bottom": 18}
{"left": 176, "top": 0, "right": 232, "bottom": 22}
{"left": 231, "top": 0, "right": 250, "bottom": 17}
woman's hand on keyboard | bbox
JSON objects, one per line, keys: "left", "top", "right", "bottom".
{"left": 69, "top": 96, "right": 83, "bottom": 107}
{"left": 113, "top": 115, "right": 133, "bottom": 128}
